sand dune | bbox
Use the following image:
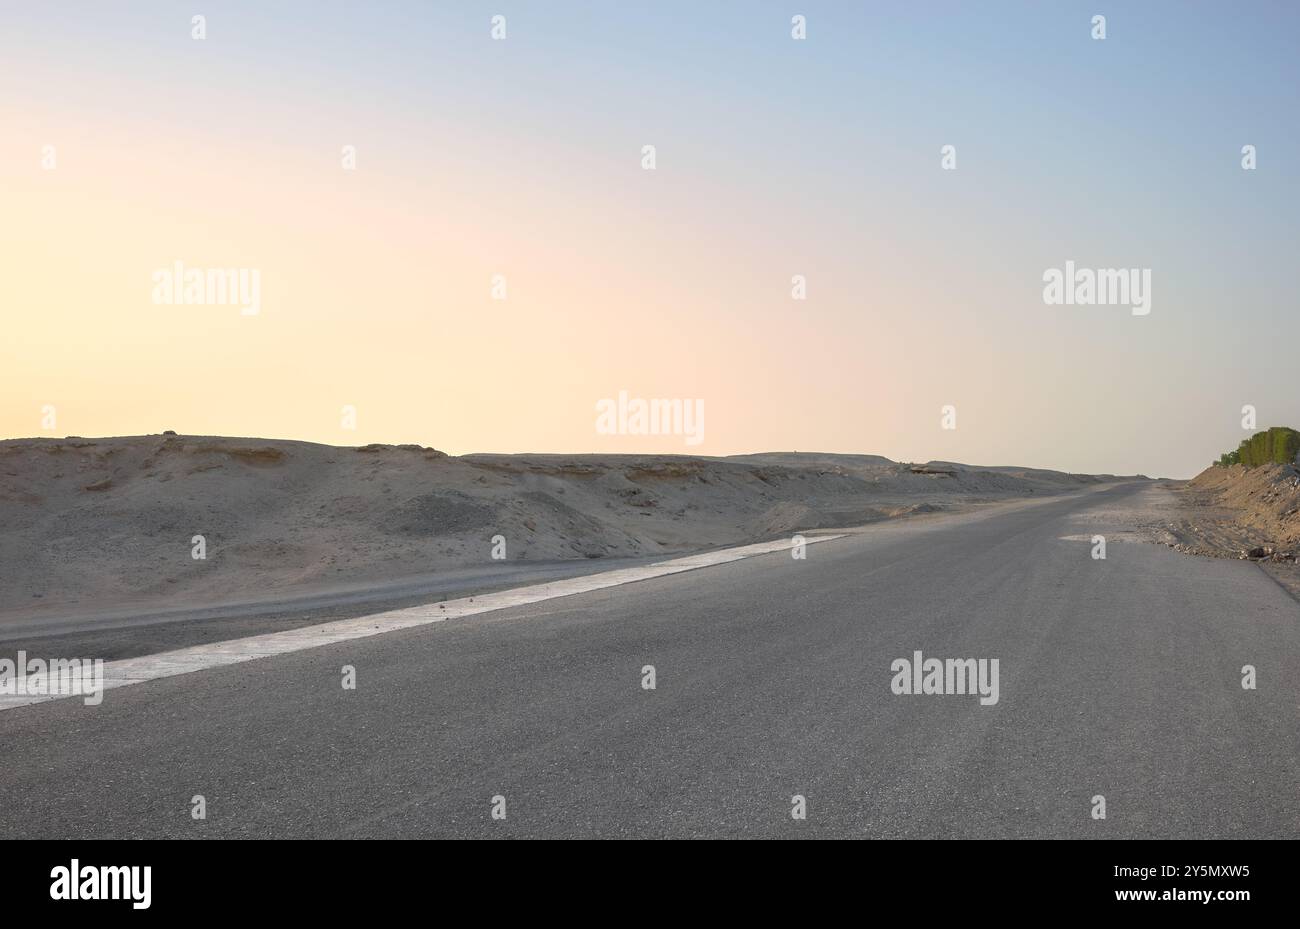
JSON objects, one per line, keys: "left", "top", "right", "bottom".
{"left": 0, "top": 434, "right": 1131, "bottom": 617}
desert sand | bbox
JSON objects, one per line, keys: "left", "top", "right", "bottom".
{"left": 0, "top": 434, "right": 1134, "bottom": 620}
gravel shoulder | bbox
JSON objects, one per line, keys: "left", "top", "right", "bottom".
{"left": 1082, "top": 471, "right": 1300, "bottom": 602}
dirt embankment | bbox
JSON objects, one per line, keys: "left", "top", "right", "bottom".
{"left": 1170, "top": 463, "right": 1300, "bottom": 561}
{"left": 1148, "top": 461, "right": 1300, "bottom": 601}
{"left": 0, "top": 434, "right": 1124, "bottom": 616}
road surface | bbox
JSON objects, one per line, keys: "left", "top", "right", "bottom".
{"left": 2, "top": 482, "right": 1297, "bottom": 838}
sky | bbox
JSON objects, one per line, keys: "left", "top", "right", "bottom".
{"left": 3, "top": 1, "right": 1298, "bottom": 478}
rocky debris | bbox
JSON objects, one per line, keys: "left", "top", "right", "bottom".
{"left": 1165, "top": 541, "right": 1221, "bottom": 558}
{"left": 1161, "top": 540, "right": 1296, "bottom": 563}
{"left": 1239, "top": 545, "right": 1296, "bottom": 563}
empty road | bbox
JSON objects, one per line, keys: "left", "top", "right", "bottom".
{"left": 2, "top": 482, "right": 1297, "bottom": 838}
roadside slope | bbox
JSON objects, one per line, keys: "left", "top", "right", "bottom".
{"left": 1, "top": 434, "right": 1128, "bottom": 618}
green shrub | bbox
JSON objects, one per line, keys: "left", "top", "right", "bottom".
{"left": 1225, "top": 427, "right": 1300, "bottom": 468}
{"left": 1273, "top": 426, "right": 1300, "bottom": 464}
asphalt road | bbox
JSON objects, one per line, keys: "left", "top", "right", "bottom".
{"left": 0, "top": 554, "right": 668, "bottom": 664}
{"left": 2, "top": 482, "right": 1297, "bottom": 838}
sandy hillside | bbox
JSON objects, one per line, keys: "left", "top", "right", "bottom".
{"left": 1170, "top": 462, "right": 1300, "bottom": 558}
{"left": 1113, "top": 460, "right": 1300, "bottom": 601}
{"left": 0, "top": 434, "right": 1126, "bottom": 616}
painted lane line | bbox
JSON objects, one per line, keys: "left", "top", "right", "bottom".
{"left": 0, "top": 534, "right": 845, "bottom": 711}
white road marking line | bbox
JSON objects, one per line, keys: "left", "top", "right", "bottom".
{"left": 0, "top": 534, "right": 845, "bottom": 712}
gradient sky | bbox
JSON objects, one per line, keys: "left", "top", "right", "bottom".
{"left": 3, "top": 1, "right": 1298, "bottom": 478}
